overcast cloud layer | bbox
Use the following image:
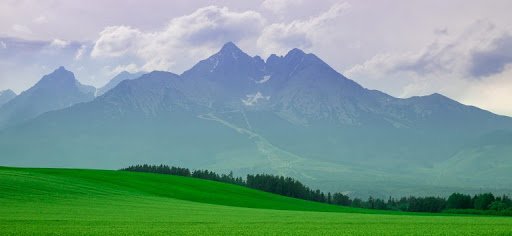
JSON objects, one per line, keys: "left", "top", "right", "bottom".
{"left": 1, "top": 0, "right": 512, "bottom": 116}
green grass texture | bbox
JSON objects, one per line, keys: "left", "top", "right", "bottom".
{"left": 1, "top": 167, "right": 511, "bottom": 235}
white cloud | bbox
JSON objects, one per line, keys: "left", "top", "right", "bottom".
{"left": 33, "top": 15, "right": 48, "bottom": 24}
{"left": 0, "top": 41, "right": 6, "bottom": 49}
{"left": 74, "top": 45, "right": 87, "bottom": 60}
{"left": 12, "top": 24, "right": 32, "bottom": 34}
{"left": 109, "top": 63, "right": 140, "bottom": 76}
{"left": 90, "top": 6, "right": 265, "bottom": 73}
{"left": 262, "top": 0, "right": 303, "bottom": 14}
{"left": 50, "top": 38, "right": 70, "bottom": 48}
{"left": 257, "top": 3, "right": 351, "bottom": 56}
{"left": 90, "top": 26, "right": 142, "bottom": 58}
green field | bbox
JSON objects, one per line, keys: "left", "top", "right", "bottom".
{"left": 1, "top": 167, "right": 511, "bottom": 235}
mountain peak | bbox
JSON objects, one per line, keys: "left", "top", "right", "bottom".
{"left": 52, "top": 66, "right": 72, "bottom": 75}
{"left": 420, "top": 93, "right": 451, "bottom": 101}
{"left": 220, "top": 41, "right": 242, "bottom": 53}
{"left": 429, "top": 93, "right": 445, "bottom": 98}
{"left": 0, "top": 67, "right": 95, "bottom": 128}
{"left": 285, "top": 48, "right": 306, "bottom": 58}
{"left": 283, "top": 48, "right": 308, "bottom": 66}
{"left": 0, "top": 89, "right": 17, "bottom": 106}
{"left": 35, "top": 67, "right": 95, "bottom": 95}
{"left": 117, "top": 71, "right": 131, "bottom": 76}
{"left": 0, "top": 89, "right": 16, "bottom": 96}
{"left": 109, "top": 71, "right": 145, "bottom": 81}
{"left": 39, "top": 66, "right": 75, "bottom": 84}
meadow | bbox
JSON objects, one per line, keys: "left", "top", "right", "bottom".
{"left": 1, "top": 167, "right": 511, "bottom": 235}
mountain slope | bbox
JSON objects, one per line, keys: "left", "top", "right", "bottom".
{"left": 429, "top": 130, "right": 512, "bottom": 187}
{"left": 0, "top": 43, "right": 511, "bottom": 197}
{"left": 96, "top": 71, "right": 145, "bottom": 96}
{"left": 0, "top": 67, "right": 95, "bottom": 128}
{"left": 0, "top": 89, "right": 16, "bottom": 107}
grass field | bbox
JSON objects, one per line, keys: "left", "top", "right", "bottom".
{"left": 1, "top": 167, "right": 511, "bottom": 235}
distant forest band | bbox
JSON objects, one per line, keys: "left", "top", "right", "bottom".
{"left": 121, "top": 164, "right": 512, "bottom": 216}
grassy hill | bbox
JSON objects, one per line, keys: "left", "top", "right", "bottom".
{"left": 1, "top": 167, "right": 511, "bottom": 235}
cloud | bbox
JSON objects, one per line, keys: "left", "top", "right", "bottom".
{"left": 74, "top": 45, "right": 87, "bottom": 60}
{"left": 90, "top": 26, "right": 142, "bottom": 58}
{"left": 262, "top": 0, "right": 303, "bottom": 14}
{"left": 12, "top": 24, "right": 32, "bottom": 34}
{"left": 343, "top": 20, "right": 512, "bottom": 116}
{"left": 50, "top": 38, "right": 70, "bottom": 48}
{"left": 257, "top": 3, "right": 351, "bottom": 56}
{"left": 33, "top": 15, "right": 48, "bottom": 24}
{"left": 109, "top": 63, "right": 140, "bottom": 76}
{"left": 346, "top": 20, "right": 512, "bottom": 80}
{"left": 468, "top": 33, "right": 512, "bottom": 78}
{"left": 90, "top": 6, "right": 265, "bottom": 73}
{"left": 0, "top": 41, "right": 6, "bottom": 49}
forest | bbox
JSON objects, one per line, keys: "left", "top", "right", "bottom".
{"left": 120, "top": 164, "right": 512, "bottom": 215}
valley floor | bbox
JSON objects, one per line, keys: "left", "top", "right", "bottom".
{"left": 1, "top": 167, "right": 511, "bottom": 235}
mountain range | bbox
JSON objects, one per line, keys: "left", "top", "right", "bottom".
{"left": 0, "top": 67, "right": 95, "bottom": 128}
{"left": 96, "top": 71, "right": 146, "bottom": 96}
{"left": 0, "top": 42, "right": 510, "bottom": 198}
{"left": 0, "top": 89, "right": 16, "bottom": 107}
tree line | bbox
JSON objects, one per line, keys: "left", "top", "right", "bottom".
{"left": 120, "top": 164, "right": 512, "bottom": 215}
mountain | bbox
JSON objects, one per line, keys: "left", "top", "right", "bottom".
{"left": 0, "top": 89, "right": 16, "bottom": 107}
{"left": 429, "top": 130, "right": 512, "bottom": 187}
{"left": 96, "top": 71, "right": 146, "bottom": 96}
{"left": 0, "top": 43, "right": 511, "bottom": 197}
{"left": 0, "top": 66, "right": 95, "bottom": 129}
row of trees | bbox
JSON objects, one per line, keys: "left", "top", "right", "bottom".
{"left": 121, "top": 164, "right": 245, "bottom": 185}
{"left": 122, "top": 164, "right": 191, "bottom": 176}
{"left": 446, "top": 192, "right": 512, "bottom": 211}
{"left": 121, "top": 164, "right": 328, "bottom": 203}
{"left": 337, "top": 193, "right": 511, "bottom": 214}
{"left": 120, "top": 164, "right": 512, "bottom": 215}
{"left": 246, "top": 174, "right": 328, "bottom": 202}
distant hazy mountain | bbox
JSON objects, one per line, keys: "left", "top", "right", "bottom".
{"left": 0, "top": 89, "right": 16, "bottom": 107}
{"left": 96, "top": 71, "right": 146, "bottom": 96}
{"left": 0, "top": 43, "right": 511, "bottom": 198}
{"left": 0, "top": 66, "right": 95, "bottom": 128}
{"left": 429, "top": 130, "right": 512, "bottom": 187}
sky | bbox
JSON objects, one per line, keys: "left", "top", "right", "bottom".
{"left": 1, "top": 0, "right": 512, "bottom": 116}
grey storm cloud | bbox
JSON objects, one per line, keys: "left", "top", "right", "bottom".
{"left": 352, "top": 21, "right": 512, "bottom": 80}
{"left": 469, "top": 33, "right": 512, "bottom": 78}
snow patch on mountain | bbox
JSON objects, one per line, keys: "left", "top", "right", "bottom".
{"left": 209, "top": 57, "right": 219, "bottom": 72}
{"left": 256, "top": 75, "right": 271, "bottom": 84}
{"left": 242, "top": 92, "right": 270, "bottom": 106}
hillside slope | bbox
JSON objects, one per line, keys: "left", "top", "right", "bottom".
{"left": 0, "top": 166, "right": 371, "bottom": 213}
{"left": 1, "top": 167, "right": 511, "bottom": 235}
